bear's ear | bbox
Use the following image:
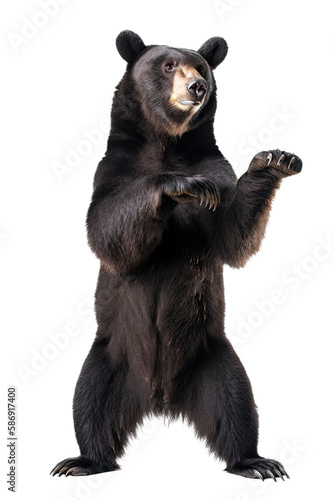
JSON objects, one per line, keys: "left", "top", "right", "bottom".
{"left": 116, "top": 30, "right": 146, "bottom": 64}
{"left": 198, "top": 37, "right": 228, "bottom": 69}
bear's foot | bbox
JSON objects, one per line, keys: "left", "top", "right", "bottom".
{"left": 50, "top": 455, "right": 119, "bottom": 477}
{"left": 226, "top": 457, "right": 289, "bottom": 481}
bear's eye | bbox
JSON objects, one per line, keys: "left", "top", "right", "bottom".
{"left": 197, "top": 66, "right": 205, "bottom": 76}
{"left": 165, "top": 63, "right": 175, "bottom": 73}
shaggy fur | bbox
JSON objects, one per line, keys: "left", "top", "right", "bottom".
{"left": 51, "top": 31, "right": 302, "bottom": 480}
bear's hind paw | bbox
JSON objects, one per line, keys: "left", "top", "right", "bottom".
{"left": 50, "top": 456, "right": 119, "bottom": 477}
{"left": 226, "top": 457, "right": 289, "bottom": 481}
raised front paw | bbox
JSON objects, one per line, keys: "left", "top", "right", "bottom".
{"left": 249, "top": 149, "right": 302, "bottom": 177}
{"left": 163, "top": 175, "right": 220, "bottom": 211}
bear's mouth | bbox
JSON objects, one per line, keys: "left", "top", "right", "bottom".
{"left": 178, "top": 100, "right": 202, "bottom": 106}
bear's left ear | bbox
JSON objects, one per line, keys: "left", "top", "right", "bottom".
{"left": 198, "top": 37, "right": 228, "bottom": 69}
{"left": 116, "top": 30, "right": 146, "bottom": 64}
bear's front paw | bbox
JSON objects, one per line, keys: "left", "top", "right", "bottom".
{"left": 249, "top": 149, "right": 302, "bottom": 177}
{"left": 163, "top": 175, "right": 220, "bottom": 211}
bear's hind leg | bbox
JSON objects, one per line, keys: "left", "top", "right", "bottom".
{"left": 51, "top": 337, "right": 149, "bottom": 476}
{"left": 180, "top": 339, "right": 289, "bottom": 481}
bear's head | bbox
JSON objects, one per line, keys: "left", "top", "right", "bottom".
{"left": 114, "top": 31, "right": 228, "bottom": 138}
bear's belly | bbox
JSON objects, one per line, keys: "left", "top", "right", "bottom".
{"left": 96, "top": 259, "right": 225, "bottom": 407}
{"left": 155, "top": 256, "right": 224, "bottom": 337}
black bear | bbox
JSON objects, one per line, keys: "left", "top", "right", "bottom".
{"left": 51, "top": 31, "right": 302, "bottom": 480}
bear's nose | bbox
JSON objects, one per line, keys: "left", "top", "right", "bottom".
{"left": 187, "top": 79, "right": 207, "bottom": 101}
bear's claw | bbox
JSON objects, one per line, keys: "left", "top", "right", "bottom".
{"left": 251, "top": 149, "right": 302, "bottom": 176}
{"left": 164, "top": 175, "right": 220, "bottom": 211}
{"left": 266, "top": 152, "right": 273, "bottom": 165}
{"left": 277, "top": 154, "right": 285, "bottom": 166}
{"left": 51, "top": 456, "right": 118, "bottom": 477}
{"left": 287, "top": 156, "right": 295, "bottom": 169}
{"left": 226, "top": 457, "right": 289, "bottom": 481}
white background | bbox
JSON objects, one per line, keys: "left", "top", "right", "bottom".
{"left": 1, "top": 0, "right": 333, "bottom": 499}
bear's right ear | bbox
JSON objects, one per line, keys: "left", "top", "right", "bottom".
{"left": 116, "top": 30, "right": 146, "bottom": 64}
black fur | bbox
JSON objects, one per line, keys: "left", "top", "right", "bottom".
{"left": 116, "top": 30, "right": 146, "bottom": 64}
{"left": 51, "top": 31, "right": 301, "bottom": 480}
{"left": 198, "top": 36, "right": 228, "bottom": 69}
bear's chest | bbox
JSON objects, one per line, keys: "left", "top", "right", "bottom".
{"left": 166, "top": 203, "right": 214, "bottom": 250}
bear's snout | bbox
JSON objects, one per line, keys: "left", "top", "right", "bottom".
{"left": 187, "top": 79, "right": 207, "bottom": 102}
{"left": 170, "top": 65, "right": 208, "bottom": 112}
